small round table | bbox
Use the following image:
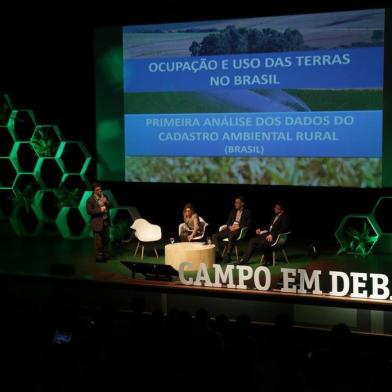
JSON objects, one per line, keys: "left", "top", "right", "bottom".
{"left": 165, "top": 242, "right": 215, "bottom": 271}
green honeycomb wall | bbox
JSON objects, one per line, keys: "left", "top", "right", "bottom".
{"left": 335, "top": 196, "right": 392, "bottom": 256}
{"left": 335, "top": 214, "right": 381, "bottom": 256}
{"left": 0, "top": 93, "right": 137, "bottom": 239}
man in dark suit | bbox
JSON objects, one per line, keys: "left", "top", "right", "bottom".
{"left": 212, "top": 196, "right": 252, "bottom": 263}
{"left": 86, "top": 182, "right": 110, "bottom": 262}
{"left": 238, "top": 201, "right": 290, "bottom": 265}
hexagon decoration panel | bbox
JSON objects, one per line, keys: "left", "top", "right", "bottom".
{"left": 35, "top": 158, "right": 64, "bottom": 189}
{"left": 60, "top": 173, "right": 91, "bottom": 193}
{"left": 10, "top": 205, "right": 43, "bottom": 236}
{"left": 0, "top": 158, "right": 17, "bottom": 188}
{"left": 56, "top": 206, "right": 90, "bottom": 240}
{"left": 0, "top": 126, "right": 15, "bottom": 157}
{"left": 31, "top": 125, "right": 62, "bottom": 158}
{"left": 12, "top": 172, "right": 43, "bottom": 195}
{"left": 335, "top": 214, "right": 381, "bottom": 256}
{"left": 0, "top": 188, "right": 13, "bottom": 219}
{"left": 10, "top": 142, "right": 38, "bottom": 172}
{"left": 32, "top": 190, "right": 61, "bottom": 222}
{"left": 8, "top": 110, "right": 36, "bottom": 141}
{"left": 56, "top": 141, "right": 91, "bottom": 174}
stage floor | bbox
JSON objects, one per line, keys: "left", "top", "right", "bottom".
{"left": 2, "top": 221, "right": 392, "bottom": 299}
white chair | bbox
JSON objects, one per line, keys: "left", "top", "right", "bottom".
{"left": 260, "top": 232, "right": 291, "bottom": 266}
{"left": 178, "top": 216, "right": 208, "bottom": 241}
{"left": 219, "top": 224, "right": 248, "bottom": 261}
{"left": 130, "top": 218, "right": 162, "bottom": 260}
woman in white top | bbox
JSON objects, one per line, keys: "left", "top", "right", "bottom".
{"left": 180, "top": 203, "right": 203, "bottom": 242}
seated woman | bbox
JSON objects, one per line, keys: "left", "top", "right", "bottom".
{"left": 180, "top": 203, "right": 203, "bottom": 242}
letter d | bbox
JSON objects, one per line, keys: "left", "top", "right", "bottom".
{"left": 329, "top": 271, "right": 349, "bottom": 296}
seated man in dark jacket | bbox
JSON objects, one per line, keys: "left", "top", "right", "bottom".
{"left": 238, "top": 201, "right": 290, "bottom": 266}
{"left": 212, "top": 196, "right": 252, "bottom": 263}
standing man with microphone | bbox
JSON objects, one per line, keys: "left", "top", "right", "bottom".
{"left": 87, "top": 182, "right": 111, "bottom": 262}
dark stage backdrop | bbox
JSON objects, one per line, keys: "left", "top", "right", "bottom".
{"left": 93, "top": 4, "right": 392, "bottom": 245}
{"left": 1, "top": 2, "right": 392, "bottom": 245}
